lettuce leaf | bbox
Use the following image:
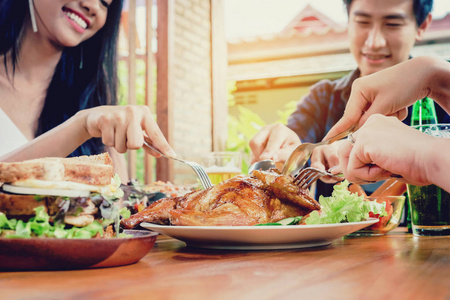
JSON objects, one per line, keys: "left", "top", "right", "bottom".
{"left": 305, "top": 180, "right": 387, "bottom": 225}
{"left": 0, "top": 207, "right": 104, "bottom": 239}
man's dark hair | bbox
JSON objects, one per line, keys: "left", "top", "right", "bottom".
{"left": 343, "top": 0, "right": 433, "bottom": 27}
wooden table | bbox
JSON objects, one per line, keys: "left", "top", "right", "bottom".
{"left": 2, "top": 227, "right": 450, "bottom": 300}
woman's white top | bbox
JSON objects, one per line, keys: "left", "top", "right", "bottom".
{"left": 0, "top": 108, "right": 29, "bottom": 157}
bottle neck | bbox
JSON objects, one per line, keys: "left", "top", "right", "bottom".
{"left": 410, "top": 97, "right": 438, "bottom": 126}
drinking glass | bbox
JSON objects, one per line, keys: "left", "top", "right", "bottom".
{"left": 203, "top": 152, "right": 242, "bottom": 185}
{"left": 407, "top": 124, "right": 450, "bottom": 236}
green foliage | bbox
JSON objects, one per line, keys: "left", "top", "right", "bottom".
{"left": 118, "top": 60, "right": 147, "bottom": 106}
{"left": 227, "top": 80, "right": 237, "bottom": 105}
{"left": 277, "top": 100, "right": 297, "bottom": 124}
{"left": 118, "top": 61, "right": 128, "bottom": 106}
{"left": 118, "top": 59, "right": 150, "bottom": 183}
{"left": 226, "top": 81, "right": 298, "bottom": 173}
{"left": 227, "top": 106, "right": 265, "bottom": 173}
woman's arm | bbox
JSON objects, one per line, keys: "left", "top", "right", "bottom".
{"left": 0, "top": 105, "right": 175, "bottom": 165}
{"left": 0, "top": 112, "right": 90, "bottom": 162}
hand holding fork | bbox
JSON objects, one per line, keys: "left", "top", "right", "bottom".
{"left": 282, "top": 125, "right": 356, "bottom": 176}
{"left": 293, "top": 167, "right": 344, "bottom": 189}
{"left": 291, "top": 132, "right": 402, "bottom": 190}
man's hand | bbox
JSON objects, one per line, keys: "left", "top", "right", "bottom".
{"left": 310, "top": 142, "right": 344, "bottom": 183}
{"left": 249, "top": 123, "right": 301, "bottom": 165}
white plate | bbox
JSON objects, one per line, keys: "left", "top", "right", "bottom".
{"left": 140, "top": 218, "right": 378, "bottom": 250}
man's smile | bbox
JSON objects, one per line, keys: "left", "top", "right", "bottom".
{"left": 362, "top": 53, "right": 392, "bottom": 62}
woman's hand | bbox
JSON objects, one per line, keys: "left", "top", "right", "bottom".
{"left": 249, "top": 123, "right": 301, "bottom": 165}
{"left": 337, "top": 114, "right": 435, "bottom": 186}
{"left": 80, "top": 105, "right": 175, "bottom": 157}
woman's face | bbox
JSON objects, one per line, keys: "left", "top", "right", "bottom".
{"left": 32, "top": 0, "right": 113, "bottom": 47}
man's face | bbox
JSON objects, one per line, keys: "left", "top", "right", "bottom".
{"left": 347, "top": 0, "right": 426, "bottom": 77}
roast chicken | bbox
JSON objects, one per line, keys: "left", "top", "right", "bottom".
{"left": 121, "top": 170, "right": 321, "bottom": 228}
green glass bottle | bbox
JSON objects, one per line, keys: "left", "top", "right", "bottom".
{"left": 406, "top": 97, "right": 438, "bottom": 232}
{"left": 410, "top": 97, "right": 438, "bottom": 127}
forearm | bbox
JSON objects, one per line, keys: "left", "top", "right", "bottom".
{"left": 425, "top": 138, "right": 450, "bottom": 193}
{"left": 0, "top": 111, "right": 90, "bottom": 162}
{"left": 416, "top": 57, "right": 450, "bottom": 113}
{"left": 429, "top": 59, "right": 450, "bottom": 113}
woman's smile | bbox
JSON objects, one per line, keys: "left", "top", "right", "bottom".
{"left": 62, "top": 7, "right": 90, "bottom": 33}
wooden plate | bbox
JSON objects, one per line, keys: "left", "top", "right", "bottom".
{"left": 0, "top": 230, "right": 158, "bottom": 271}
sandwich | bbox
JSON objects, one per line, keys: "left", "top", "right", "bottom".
{"left": 0, "top": 153, "right": 127, "bottom": 238}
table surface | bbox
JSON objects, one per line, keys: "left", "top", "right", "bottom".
{"left": 2, "top": 227, "right": 450, "bottom": 300}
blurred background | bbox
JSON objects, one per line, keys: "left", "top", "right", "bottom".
{"left": 118, "top": 0, "right": 450, "bottom": 185}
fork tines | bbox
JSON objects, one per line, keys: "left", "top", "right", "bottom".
{"left": 143, "top": 141, "right": 212, "bottom": 189}
{"left": 293, "top": 167, "right": 329, "bottom": 190}
{"left": 187, "top": 162, "right": 213, "bottom": 189}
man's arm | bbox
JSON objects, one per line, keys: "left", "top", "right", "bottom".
{"left": 287, "top": 80, "right": 336, "bottom": 143}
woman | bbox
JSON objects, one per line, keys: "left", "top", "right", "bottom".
{"left": 0, "top": 0, "right": 175, "bottom": 182}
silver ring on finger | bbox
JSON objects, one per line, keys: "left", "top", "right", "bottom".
{"left": 347, "top": 133, "right": 356, "bottom": 145}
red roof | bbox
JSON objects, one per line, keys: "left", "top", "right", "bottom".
{"left": 280, "top": 4, "right": 345, "bottom": 35}
{"left": 428, "top": 13, "right": 450, "bottom": 31}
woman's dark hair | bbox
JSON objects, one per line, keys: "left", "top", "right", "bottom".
{"left": 0, "top": 0, "right": 124, "bottom": 157}
{"left": 342, "top": 0, "right": 433, "bottom": 27}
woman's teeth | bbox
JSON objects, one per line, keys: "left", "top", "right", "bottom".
{"left": 65, "top": 11, "right": 87, "bottom": 29}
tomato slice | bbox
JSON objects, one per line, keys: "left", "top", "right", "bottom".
{"left": 368, "top": 200, "right": 393, "bottom": 230}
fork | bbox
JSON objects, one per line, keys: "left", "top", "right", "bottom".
{"left": 294, "top": 166, "right": 404, "bottom": 190}
{"left": 293, "top": 167, "right": 344, "bottom": 190}
{"left": 143, "top": 141, "right": 213, "bottom": 190}
{"left": 282, "top": 124, "right": 356, "bottom": 176}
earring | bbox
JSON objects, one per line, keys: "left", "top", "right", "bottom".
{"left": 79, "top": 46, "right": 83, "bottom": 69}
{"left": 28, "top": 0, "right": 38, "bottom": 32}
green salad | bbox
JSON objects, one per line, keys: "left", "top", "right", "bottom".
{"left": 256, "top": 180, "right": 387, "bottom": 226}
{"left": 304, "top": 180, "right": 386, "bottom": 225}
{"left": 0, "top": 206, "right": 131, "bottom": 239}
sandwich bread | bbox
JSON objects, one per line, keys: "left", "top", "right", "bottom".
{"left": 0, "top": 153, "right": 113, "bottom": 186}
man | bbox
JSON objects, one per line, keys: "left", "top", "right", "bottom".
{"left": 249, "top": 0, "right": 448, "bottom": 196}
